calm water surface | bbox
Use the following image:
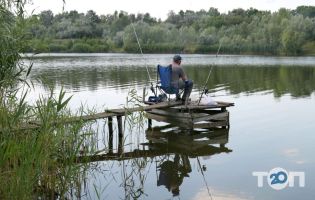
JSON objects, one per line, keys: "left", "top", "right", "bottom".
{"left": 26, "top": 54, "right": 315, "bottom": 200}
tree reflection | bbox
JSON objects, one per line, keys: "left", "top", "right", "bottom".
{"left": 32, "top": 65, "right": 315, "bottom": 98}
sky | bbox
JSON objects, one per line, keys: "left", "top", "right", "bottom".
{"left": 26, "top": 0, "right": 315, "bottom": 19}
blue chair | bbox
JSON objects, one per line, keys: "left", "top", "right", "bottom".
{"left": 156, "top": 64, "right": 183, "bottom": 101}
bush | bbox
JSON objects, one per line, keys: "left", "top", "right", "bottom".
{"left": 94, "top": 44, "right": 109, "bottom": 52}
{"left": 48, "top": 43, "right": 67, "bottom": 52}
{"left": 123, "top": 43, "right": 185, "bottom": 53}
{"left": 302, "top": 41, "right": 315, "bottom": 55}
{"left": 194, "top": 45, "right": 219, "bottom": 54}
{"left": 71, "top": 42, "right": 93, "bottom": 53}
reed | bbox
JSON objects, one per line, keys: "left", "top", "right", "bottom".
{"left": 0, "top": 2, "right": 96, "bottom": 199}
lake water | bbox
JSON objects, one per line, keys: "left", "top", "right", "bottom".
{"left": 27, "top": 54, "right": 315, "bottom": 200}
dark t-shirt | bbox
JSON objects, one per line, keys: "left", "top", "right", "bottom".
{"left": 171, "top": 63, "right": 186, "bottom": 88}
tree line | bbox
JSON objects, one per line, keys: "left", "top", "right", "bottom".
{"left": 25, "top": 6, "right": 315, "bottom": 55}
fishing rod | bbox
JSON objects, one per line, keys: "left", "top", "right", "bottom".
{"left": 197, "top": 30, "right": 226, "bottom": 105}
{"left": 131, "top": 23, "right": 157, "bottom": 97}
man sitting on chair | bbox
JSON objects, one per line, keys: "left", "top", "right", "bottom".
{"left": 171, "top": 55, "right": 193, "bottom": 103}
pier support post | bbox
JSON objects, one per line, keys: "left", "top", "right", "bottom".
{"left": 108, "top": 117, "right": 113, "bottom": 153}
{"left": 117, "top": 116, "right": 123, "bottom": 137}
{"left": 222, "top": 111, "right": 229, "bottom": 129}
{"left": 226, "top": 111, "right": 230, "bottom": 129}
{"left": 148, "top": 118, "right": 152, "bottom": 129}
{"left": 118, "top": 135, "right": 123, "bottom": 155}
{"left": 117, "top": 116, "right": 124, "bottom": 155}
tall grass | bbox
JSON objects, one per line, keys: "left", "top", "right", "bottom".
{"left": 0, "top": 88, "right": 94, "bottom": 199}
{"left": 0, "top": 2, "right": 94, "bottom": 199}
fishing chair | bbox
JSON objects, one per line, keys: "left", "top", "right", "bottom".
{"left": 155, "top": 64, "right": 183, "bottom": 101}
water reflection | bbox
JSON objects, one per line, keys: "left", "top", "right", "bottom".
{"left": 145, "top": 125, "right": 231, "bottom": 155}
{"left": 31, "top": 64, "right": 315, "bottom": 98}
{"left": 157, "top": 154, "right": 191, "bottom": 196}
{"left": 77, "top": 124, "right": 231, "bottom": 199}
{"left": 146, "top": 125, "right": 231, "bottom": 197}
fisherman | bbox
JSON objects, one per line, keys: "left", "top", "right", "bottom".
{"left": 171, "top": 55, "right": 193, "bottom": 102}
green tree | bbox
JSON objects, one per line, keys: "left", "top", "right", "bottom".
{"left": 281, "top": 15, "right": 307, "bottom": 55}
{"left": 39, "top": 10, "right": 53, "bottom": 27}
{"left": 295, "top": 6, "right": 315, "bottom": 18}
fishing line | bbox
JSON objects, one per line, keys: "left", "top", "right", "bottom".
{"left": 131, "top": 23, "right": 152, "bottom": 83}
{"left": 131, "top": 22, "right": 158, "bottom": 97}
{"left": 197, "top": 156, "right": 213, "bottom": 200}
{"left": 198, "top": 20, "right": 227, "bottom": 105}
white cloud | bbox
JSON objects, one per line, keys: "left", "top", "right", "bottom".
{"left": 282, "top": 148, "right": 299, "bottom": 157}
{"left": 193, "top": 187, "right": 252, "bottom": 200}
{"left": 282, "top": 148, "right": 309, "bottom": 165}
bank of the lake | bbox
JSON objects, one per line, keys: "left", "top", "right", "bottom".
{"left": 26, "top": 39, "right": 315, "bottom": 56}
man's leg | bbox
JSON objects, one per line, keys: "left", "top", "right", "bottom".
{"left": 182, "top": 80, "right": 193, "bottom": 101}
{"left": 176, "top": 80, "right": 185, "bottom": 101}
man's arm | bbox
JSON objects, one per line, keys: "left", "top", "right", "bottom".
{"left": 180, "top": 68, "right": 188, "bottom": 81}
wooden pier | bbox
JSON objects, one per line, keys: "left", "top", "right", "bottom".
{"left": 21, "top": 100, "right": 233, "bottom": 132}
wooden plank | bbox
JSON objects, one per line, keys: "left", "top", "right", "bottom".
{"left": 107, "top": 101, "right": 182, "bottom": 114}
{"left": 193, "top": 121, "right": 228, "bottom": 129}
{"left": 174, "top": 101, "right": 234, "bottom": 110}
{"left": 216, "top": 101, "right": 235, "bottom": 106}
{"left": 149, "top": 109, "right": 194, "bottom": 118}
{"left": 192, "top": 111, "right": 228, "bottom": 123}
{"left": 148, "top": 109, "right": 190, "bottom": 117}
{"left": 190, "top": 109, "right": 223, "bottom": 115}
{"left": 148, "top": 108, "right": 216, "bottom": 120}
{"left": 145, "top": 112, "right": 193, "bottom": 128}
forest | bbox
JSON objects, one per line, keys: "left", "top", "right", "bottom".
{"left": 25, "top": 6, "right": 315, "bottom": 55}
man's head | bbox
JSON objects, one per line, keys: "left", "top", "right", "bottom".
{"left": 173, "top": 55, "right": 182, "bottom": 64}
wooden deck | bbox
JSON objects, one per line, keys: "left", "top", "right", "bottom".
{"left": 145, "top": 101, "right": 234, "bottom": 129}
